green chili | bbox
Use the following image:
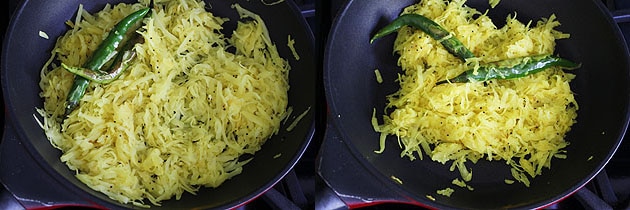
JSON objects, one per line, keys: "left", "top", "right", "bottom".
{"left": 61, "top": 34, "right": 143, "bottom": 84}
{"left": 64, "top": 7, "right": 150, "bottom": 117}
{"left": 62, "top": 33, "right": 142, "bottom": 84}
{"left": 435, "top": 54, "right": 581, "bottom": 85}
{"left": 370, "top": 13, "right": 474, "bottom": 60}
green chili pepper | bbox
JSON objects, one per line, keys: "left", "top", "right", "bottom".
{"left": 62, "top": 33, "right": 142, "bottom": 84}
{"left": 435, "top": 54, "right": 581, "bottom": 85}
{"left": 370, "top": 13, "right": 475, "bottom": 60}
{"left": 64, "top": 7, "right": 150, "bottom": 117}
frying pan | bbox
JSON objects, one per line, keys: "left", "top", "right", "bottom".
{"left": 1, "top": 0, "right": 315, "bottom": 209}
{"left": 323, "top": 0, "right": 630, "bottom": 209}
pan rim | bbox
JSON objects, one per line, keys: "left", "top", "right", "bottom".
{"left": 0, "top": 0, "right": 317, "bottom": 209}
{"left": 322, "top": 0, "right": 630, "bottom": 209}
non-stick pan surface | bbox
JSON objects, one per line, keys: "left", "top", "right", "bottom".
{"left": 1, "top": 0, "right": 315, "bottom": 209}
{"left": 324, "top": 0, "right": 630, "bottom": 209}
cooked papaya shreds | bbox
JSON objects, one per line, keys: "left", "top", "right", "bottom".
{"left": 437, "top": 188, "right": 455, "bottom": 197}
{"left": 373, "top": 0, "right": 576, "bottom": 187}
{"left": 38, "top": 0, "right": 290, "bottom": 206}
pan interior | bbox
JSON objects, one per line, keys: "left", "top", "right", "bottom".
{"left": 324, "top": 0, "right": 630, "bottom": 209}
{"left": 1, "top": 0, "right": 315, "bottom": 209}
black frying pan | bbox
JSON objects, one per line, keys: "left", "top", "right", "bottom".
{"left": 323, "top": 0, "right": 630, "bottom": 209}
{"left": 1, "top": 0, "right": 315, "bottom": 209}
